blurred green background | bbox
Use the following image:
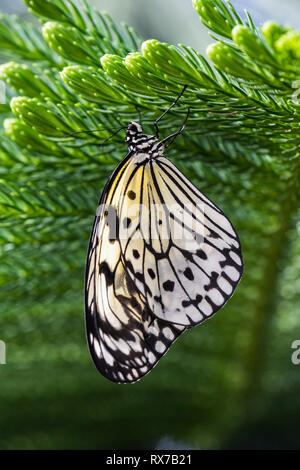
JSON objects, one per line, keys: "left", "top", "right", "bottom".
{"left": 0, "top": 0, "right": 300, "bottom": 450}
{"left": 3, "top": 0, "right": 300, "bottom": 49}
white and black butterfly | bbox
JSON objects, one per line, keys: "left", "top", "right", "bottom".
{"left": 85, "top": 89, "right": 243, "bottom": 383}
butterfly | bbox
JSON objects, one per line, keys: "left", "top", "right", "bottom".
{"left": 84, "top": 87, "right": 243, "bottom": 384}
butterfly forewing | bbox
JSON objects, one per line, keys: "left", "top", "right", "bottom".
{"left": 85, "top": 152, "right": 185, "bottom": 383}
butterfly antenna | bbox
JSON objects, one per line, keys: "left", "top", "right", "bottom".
{"left": 101, "top": 126, "right": 128, "bottom": 153}
{"left": 63, "top": 126, "right": 126, "bottom": 138}
{"left": 154, "top": 84, "right": 188, "bottom": 139}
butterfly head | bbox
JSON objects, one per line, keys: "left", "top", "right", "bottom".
{"left": 126, "top": 121, "right": 159, "bottom": 154}
{"left": 126, "top": 121, "right": 142, "bottom": 137}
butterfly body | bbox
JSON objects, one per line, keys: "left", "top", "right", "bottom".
{"left": 85, "top": 120, "right": 243, "bottom": 384}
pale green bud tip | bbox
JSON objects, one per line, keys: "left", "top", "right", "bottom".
{"left": 275, "top": 31, "right": 300, "bottom": 57}
{"left": 192, "top": 0, "right": 201, "bottom": 12}
{"left": 0, "top": 62, "right": 16, "bottom": 76}
{"left": 141, "top": 39, "right": 161, "bottom": 56}
{"left": 100, "top": 54, "right": 118, "bottom": 68}
{"left": 125, "top": 52, "right": 142, "bottom": 61}
{"left": 60, "top": 66, "right": 73, "bottom": 78}
{"left": 42, "top": 21, "right": 57, "bottom": 35}
{"left": 10, "top": 97, "right": 25, "bottom": 110}
{"left": 3, "top": 118, "right": 18, "bottom": 134}
{"left": 124, "top": 52, "right": 143, "bottom": 67}
{"left": 261, "top": 21, "right": 284, "bottom": 36}
{"left": 206, "top": 43, "right": 220, "bottom": 59}
{"left": 232, "top": 25, "right": 247, "bottom": 42}
{"left": 261, "top": 21, "right": 290, "bottom": 47}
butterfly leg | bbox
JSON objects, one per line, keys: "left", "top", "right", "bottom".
{"left": 153, "top": 84, "right": 188, "bottom": 139}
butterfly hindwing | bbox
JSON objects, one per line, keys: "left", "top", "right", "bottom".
{"left": 119, "top": 156, "right": 243, "bottom": 327}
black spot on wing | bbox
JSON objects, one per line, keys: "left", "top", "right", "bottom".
{"left": 148, "top": 268, "right": 155, "bottom": 279}
{"left": 183, "top": 267, "right": 194, "bottom": 281}
{"left": 209, "top": 229, "right": 220, "bottom": 239}
{"left": 162, "top": 280, "right": 175, "bottom": 292}
{"left": 128, "top": 190, "right": 136, "bottom": 200}
{"left": 196, "top": 249, "right": 207, "bottom": 260}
